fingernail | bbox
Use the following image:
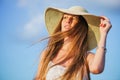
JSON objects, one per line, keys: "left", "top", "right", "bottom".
{"left": 101, "top": 24, "right": 103, "bottom": 27}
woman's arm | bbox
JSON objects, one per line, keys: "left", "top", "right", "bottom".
{"left": 87, "top": 16, "right": 112, "bottom": 74}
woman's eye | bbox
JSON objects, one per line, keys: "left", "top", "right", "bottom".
{"left": 63, "top": 16, "right": 67, "bottom": 19}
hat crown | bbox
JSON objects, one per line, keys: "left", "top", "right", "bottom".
{"left": 68, "top": 6, "right": 88, "bottom": 13}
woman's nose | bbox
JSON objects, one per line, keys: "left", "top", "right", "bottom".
{"left": 66, "top": 18, "right": 72, "bottom": 23}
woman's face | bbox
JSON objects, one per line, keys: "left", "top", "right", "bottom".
{"left": 61, "top": 14, "right": 79, "bottom": 32}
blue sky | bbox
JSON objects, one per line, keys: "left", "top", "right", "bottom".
{"left": 0, "top": 0, "right": 120, "bottom": 80}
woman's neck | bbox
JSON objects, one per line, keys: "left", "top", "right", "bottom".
{"left": 62, "top": 37, "right": 72, "bottom": 50}
{"left": 52, "top": 37, "right": 73, "bottom": 65}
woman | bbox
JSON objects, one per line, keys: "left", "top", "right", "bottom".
{"left": 34, "top": 6, "right": 112, "bottom": 80}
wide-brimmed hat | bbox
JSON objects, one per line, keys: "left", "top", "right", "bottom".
{"left": 45, "top": 6, "right": 101, "bottom": 51}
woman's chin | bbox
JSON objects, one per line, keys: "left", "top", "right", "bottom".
{"left": 62, "top": 29, "right": 70, "bottom": 32}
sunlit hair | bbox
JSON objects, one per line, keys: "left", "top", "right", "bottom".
{"left": 34, "top": 15, "right": 90, "bottom": 80}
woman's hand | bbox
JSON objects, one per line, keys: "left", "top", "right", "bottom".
{"left": 99, "top": 16, "right": 112, "bottom": 35}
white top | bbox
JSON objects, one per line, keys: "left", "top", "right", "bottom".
{"left": 46, "top": 61, "right": 66, "bottom": 80}
{"left": 46, "top": 61, "right": 88, "bottom": 80}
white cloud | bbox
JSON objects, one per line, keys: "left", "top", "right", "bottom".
{"left": 17, "top": 0, "right": 28, "bottom": 7}
{"left": 16, "top": 0, "right": 46, "bottom": 40}
{"left": 90, "top": 0, "right": 120, "bottom": 8}
{"left": 17, "top": 0, "right": 42, "bottom": 8}
{"left": 21, "top": 14, "right": 45, "bottom": 39}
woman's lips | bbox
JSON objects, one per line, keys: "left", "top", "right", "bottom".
{"left": 64, "top": 25, "right": 71, "bottom": 30}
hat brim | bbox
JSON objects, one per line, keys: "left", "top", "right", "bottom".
{"left": 45, "top": 7, "right": 101, "bottom": 51}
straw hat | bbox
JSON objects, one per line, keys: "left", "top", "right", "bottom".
{"left": 45, "top": 6, "right": 101, "bottom": 51}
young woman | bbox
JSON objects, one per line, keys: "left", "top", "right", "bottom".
{"left": 34, "top": 6, "right": 112, "bottom": 80}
